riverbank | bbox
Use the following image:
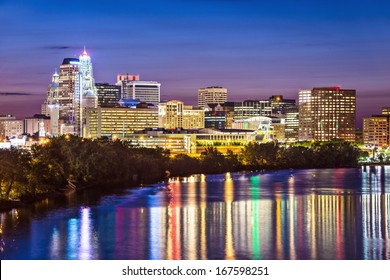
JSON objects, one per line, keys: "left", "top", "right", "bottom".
{"left": 0, "top": 137, "right": 363, "bottom": 211}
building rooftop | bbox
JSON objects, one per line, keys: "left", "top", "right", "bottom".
{"left": 62, "top": 58, "right": 80, "bottom": 65}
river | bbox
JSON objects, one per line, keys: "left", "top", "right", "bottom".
{"left": 1, "top": 166, "right": 390, "bottom": 260}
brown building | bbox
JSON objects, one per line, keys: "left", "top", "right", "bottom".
{"left": 299, "top": 87, "right": 356, "bottom": 142}
{"left": 363, "top": 115, "right": 390, "bottom": 148}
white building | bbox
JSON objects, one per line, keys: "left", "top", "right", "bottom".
{"left": 198, "top": 86, "right": 227, "bottom": 108}
{"left": 232, "top": 116, "right": 274, "bottom": 143}
{"left": 121, "top": 80, "right": 161, "bottom": 106}
{"left": 74, "top": 48, "right": 98, "bottom": 136}
{"left": 0, "top": 115, "right": 24, "bottom": 139}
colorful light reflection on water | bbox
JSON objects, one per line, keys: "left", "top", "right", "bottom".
{"left": 1, "top": 166, "right": 390, "bottom": 259}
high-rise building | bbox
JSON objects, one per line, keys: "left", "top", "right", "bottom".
{"left": 122, "top": 81, "right": 161, "bottom": 106}
{"left": 269, "top": 95, "right": 296, "bottom": 117}
{"left": 363, "top": 115, "right": 390, "bottom": 148}
{"left": 117, "top": 74, "right": 160, "bottom": 106}
{"left": 198, "top": 86, "right": 227, "bottom": 108}
{"left": 298, "top": 89, "right": 313, "bottom": 141}
{"left": 285, "top": 107, "right": 299, "bottom": 142}
{"left": 298, "top": 87, "right": 356, "bottom": 142}
{"left": 233, "top": 100, "right": 271, "bottom": 121}
{"left": 116, "top": 73, "right": 140, "bottom": 94}
{"left": 74, "top": 49, "right": 98, "bottom": 136}
{"left": 42, "top": 58, "right": 79, "bottom": 122}
{"left": 85, "top": 106, "right": 159, "bottom": 138}
{"left": 41, "top": 49, "right": 98, "bottom": 136}
{"left": 96, "top": 83, "right": 121, "bottom": 107}
{"left": 158, "top": 100, "right": 204, "bottom": 129}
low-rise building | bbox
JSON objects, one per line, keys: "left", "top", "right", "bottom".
{"left": 159, "top": 100, "right": 204, "bottom": 129}
{"left": 363, "top": 115, "right": 390, "bottom": 148}
{"left": 85, "top": 106, "right": 158, "bottom": 138}
{"left": 0, "top": 115, "right": 24, "bottom": 139}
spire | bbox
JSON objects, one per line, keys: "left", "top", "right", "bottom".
{"left": 82, "top": 46, "right": 88, "bottom": 56}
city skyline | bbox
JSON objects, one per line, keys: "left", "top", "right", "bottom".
{"left": 1, "top": 0, "right": 390, "bottom": 125}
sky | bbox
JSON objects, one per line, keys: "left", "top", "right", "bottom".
{"left": 0, "top": 0, "right": 389, "bottom": 126}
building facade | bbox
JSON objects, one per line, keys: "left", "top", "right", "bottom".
{"left": 96, "top": 83, "right": 121, "bottom": 107}
{"left": 363, "top": 115, "right": 390, "bottom": 148}
{"left": 198, "top": 86, "right": 227, "bottom": 108}
{"left": 299, "top": 87, "right": 356, "bottom": 142}
{"left": 85, "top": 106, "right": 158, "bottom": 138}
{"left": 269, "top": 95, "right": 296, "bottom": 117}
{"left": 381, "top": 107, "right": 390, "bottom": 116}
{"left": 42, "top": 58, "right": 79, "bottom": 122}
{"left": 158, "top": 100, "right": 204, "bottom": 129}
{"left": 41, "top": 49, "right": 98, "bottom": 136}
{"left": 121, "top": 80, "right": 161, "bottom": 106}
{"left": 285, "top": 107, "right": 299, "bottom": 142}
{"left": 0, "top": 115, "right": 24, "bottom": 139}
{"left": 24, "top": 114, "right": 51, "bottom": 137}
{"left": 74, "top": 49, "right": 98, "bottom": 136}
{"left": 233, "top": 100, "right": 271, "bottom": 121}
{"left": 298, "top": 89, "right": 313, "bottom": 141}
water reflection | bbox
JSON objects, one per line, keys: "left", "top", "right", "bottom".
{"left": 1, "top": 167, "right": 390, "bottom": 259}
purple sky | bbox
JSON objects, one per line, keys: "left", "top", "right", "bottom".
{"left": 1, "top": 0, "right": 389, "bottom": 127}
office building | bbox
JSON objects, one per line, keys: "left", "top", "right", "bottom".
{"left": 74, "top": 48, "right": 98, "bottom": 136}
{"left": 285, "top": 107, "right": 299, "bottom": 142}
{"left": 42, "top": 58, "right": 79, "bottom": 122}
{"left": 85, "top": 106, "right": 158, "bottom": 138}
{"left": 41, "top": 48, "right": 98, "bottom": 136}
{"left": 119, "top": 74, "right": 160, "bottom": 106}
{"left": 271, "top": 117, "right": 286, "bottom": 142}
{"left": 381, "top": 107, "right": 390, "bottom": 116}
{"left": 205, "top": 104, "right": 226, "bottom": 130}
{"left": 298, "top": 89, "right": 313, "bottom": 141}
{"left": 299, "top": 87, "right": 356, "bottom": 142}
{"left": 0, "top": 115, "right": 24, "bottom": 139}
{"left": 233, "top": 100, "right": 271, "bottom": 121}
{"left": 198, "top": 86, "right": 227, "bottom": 108}
{"left": 158, "top": 100, "right": 204, "bottom": 129}
{"left": 269, "top": 95, "right": 296, "bottom": 117}
{"left": 96, "top": 83, "right": 121, "bottom": 107}
{"left": 116, "top": 73, "right": 140, "bottom": 94}
{"left": 363, "top": 115, "right": 390, "bottom": 148}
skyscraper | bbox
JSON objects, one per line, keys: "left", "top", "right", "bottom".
{"left": 42, "top": 58, "right": 79, "bottom": 121}
{"left": 299, "top": 87, "right": 356, "bottom": 142}
{"left": 198, "top": 86, "right": 227, "bottom": 108}
{"left": 42, "top": 49, "right": 97, "bottom": 136}
{"left": 298, "top": 90, "right": 313, "bottom": 141}
{"left": 74, "top": 48, "right": 98, "bottom": 136}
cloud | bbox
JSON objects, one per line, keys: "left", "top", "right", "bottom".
{"left": 0, "top": 92, "right": 33, "bottom": 96}
{"left": 43, "top": 45, "right": 72, "bottom": 50}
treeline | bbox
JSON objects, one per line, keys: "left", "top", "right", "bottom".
{"left": 0, "top": 137, "right": 361, "bottom": 201}
{"left": 0, "top": 135, "right": 169, "bottom": 201}
{"left": 170, "top": 140, "right": 361, "bottom": 175}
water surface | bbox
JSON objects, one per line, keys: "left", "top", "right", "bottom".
{"left": 1, "top": 166, "right": 390, "bottom": 259}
